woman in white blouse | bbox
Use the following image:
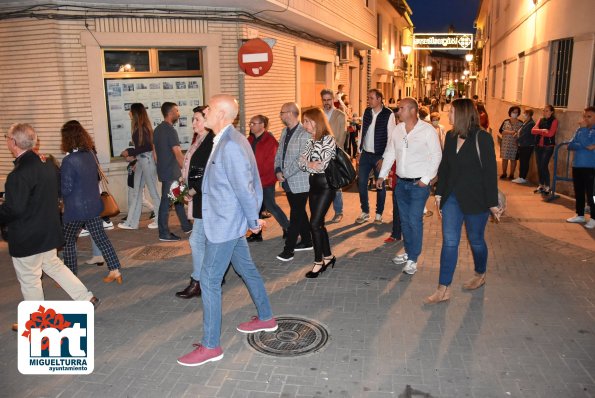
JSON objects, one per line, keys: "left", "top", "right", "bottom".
{"left": 299, "top": 108, "right": 337, "bottom": 278}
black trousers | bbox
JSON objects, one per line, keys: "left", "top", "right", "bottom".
{"left": 572, "top": 167, "right": 595, "bottom": 218}
{"left": 284, "top": 191, "right": 311, "bottom": 252}
{"left": 517, "top": 146, "right": 534, "bottom": 179}
{"left": 309, "top": 174, "right": 335, "bottom": 262}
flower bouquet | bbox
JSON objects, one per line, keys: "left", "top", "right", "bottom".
{"left": 168, "top": 180, "right": 189, "bottom": 204}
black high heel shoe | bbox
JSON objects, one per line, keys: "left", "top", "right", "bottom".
{"left": 305, "top": 262, "right": 327, "bottom": 278}
{"left": 323, "top": 256, "right": 336, "bottom": 269}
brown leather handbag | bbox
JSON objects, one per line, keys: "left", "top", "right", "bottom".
{"left": 93, "top": 154, "right": 120, "bottom": 218}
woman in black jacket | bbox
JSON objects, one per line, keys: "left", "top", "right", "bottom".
{"left": 175, "top": 106, "right": 215, "bottom": 299}
{"left": 425, "top": 99, "right": 501, "bottom": 304}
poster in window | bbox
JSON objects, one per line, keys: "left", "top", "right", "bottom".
{"left": 105, "top": 77, "right": 204, "bottom": 156}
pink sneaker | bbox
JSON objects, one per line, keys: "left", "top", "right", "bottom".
{"left": 237, "top": 316, "right": 278, "bottom": 333}
{"left": 177, "top": 344, "right": 223, "bottom": 366}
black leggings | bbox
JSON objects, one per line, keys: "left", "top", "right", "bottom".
{"left": 308, "top": 174, "right": 335, "bottom": 262}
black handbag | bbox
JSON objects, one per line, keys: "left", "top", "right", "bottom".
{"left": 325, "top": 147, "right": 356, "bottom": 189}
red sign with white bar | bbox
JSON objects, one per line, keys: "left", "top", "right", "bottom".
{"left": 238, "top": 38, "right": 273, "bottom": 77}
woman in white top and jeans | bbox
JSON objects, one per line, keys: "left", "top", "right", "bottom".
{"left": 118, "top": 103, "right": 160, "bottom": 230}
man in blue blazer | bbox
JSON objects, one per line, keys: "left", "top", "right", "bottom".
{"left": 177, "top": 94, "right": 277, "bottom": 367}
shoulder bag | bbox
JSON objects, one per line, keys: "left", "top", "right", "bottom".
{"left": 93, "top": 154, "right": 120, "bottom": 218}
{"left": 325, "top": 146, "right": 356, "bottom": 190}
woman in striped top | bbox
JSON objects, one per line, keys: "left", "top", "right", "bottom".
{"left": 299, "top": 108, "right": 337, "bottom": 278}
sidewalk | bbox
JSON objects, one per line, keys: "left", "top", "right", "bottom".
{"left": 1, "top": 174, "right": 594, "bottom": 398}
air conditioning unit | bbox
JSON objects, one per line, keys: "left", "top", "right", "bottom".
{"left": 338, "top": 42, "right": 354, "bottom": 63}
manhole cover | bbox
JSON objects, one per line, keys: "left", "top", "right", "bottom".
{"left": 132, "top": 246, "right": 179, "bottom": 260}
{"left": 247, "top": 316, "right": 329, "bottom": 357}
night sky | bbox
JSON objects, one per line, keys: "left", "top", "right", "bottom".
{"left": 409, "top": 0, "right": 480, "bottom": 33}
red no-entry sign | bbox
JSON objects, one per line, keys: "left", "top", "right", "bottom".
{"left": 238, "top": 38, "right": 273, "bottom": 77}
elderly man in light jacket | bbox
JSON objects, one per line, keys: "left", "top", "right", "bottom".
{"left": 274, "top": 102, "right": 314, "bottom": 262}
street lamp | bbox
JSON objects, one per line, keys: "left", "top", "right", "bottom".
{"left": 463, "top": 69, "right": 470, "bottom": 76}
{"left": 465, "top": 53, "right": 474, "bottom": 62}
{"left": 401, "top": 45, "right": 412, "bottom": 56}
{"left": 426, "top": 65, "right": 433, "bottom": 72}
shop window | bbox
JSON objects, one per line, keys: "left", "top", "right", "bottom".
{"left": 102, "top": 48, "right": 203, "bottom": 156}
{"left": 158, "top": 50, "right": 200, "bottom": 72}
{"left": 104, "top": 50, "right": 150, "bottom": 73}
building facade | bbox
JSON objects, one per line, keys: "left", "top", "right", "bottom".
{"left": 0, "top": 0, "right": 417, "bottom": 205}
{"left": 474, "top": 0, "right": 595, "bottom": 193}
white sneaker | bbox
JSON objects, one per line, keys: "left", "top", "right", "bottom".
{"left": 79, "top": 229, "right": 89, "bottom": 237}
{"left": 392, "top": 253, "right": 408, "bottom": 265}
{"left": 85, "top": 256, "right": 104, "bottom": 265}
{"left": 355, "top": 212, "right": 370, "bottom": 224}
{"left": 148, "top": 221, "right": 158, "bottom": 229}
{"left": 566, "top": 215, "right": 586, "bottom": 223}
{"left": 103, "top": 221, "right": 114, "bottom": 230}
{"left": 402, "top": 260, "right": 418, "bottom": 275}
{"left": 117, "top": 222, "right": 137, "bottom": 230}
{"left": 585, "top": 219, "right": 595, "bottom": 229}
{"left": 374, "top": 213, "right": 382, "bottom": 224}
{"left": 511, "top": 178, "right": 527, "bottom": 184}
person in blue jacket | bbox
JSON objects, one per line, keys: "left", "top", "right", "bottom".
{"left": 566, "top": 106, "right": 595, "bottom": 229}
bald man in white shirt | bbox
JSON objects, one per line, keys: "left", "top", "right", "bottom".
{"left": 377, "top": 98, "right": 442, "bottom": 275}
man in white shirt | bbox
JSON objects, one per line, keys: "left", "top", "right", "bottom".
{"left": 321, "top": 89, "right": 347, "bottom": 222}
{"left": 376, "top": 97, "right": 442, "bottom": 275}
{"left": 356, "top": 89, "right": 395, "bottom": 224}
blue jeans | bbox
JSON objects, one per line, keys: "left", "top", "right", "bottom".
{"left": 332, "top": 189, "right": 343, "bottom": 214}
{"left": 200, "top": 236, "right": 274, "bottom": 348}
{"left": 358, "top": 151, "right": 386, "bottom": 215}
{"left": 395, "top": 180, "right": 430, "bottom": 262}
{"left": 391, "top": 188, "right": 402, "bottom": 239}
{"left": 91, "top": 239, "right": 101, "bottom": 257}
{"left": 535, "top": 146, "right": 554, "bottom": 187}
{"left": 439, "top": 195, "right": 489, "bottom": 286}
{"left": 189, "top": 218, "right": 206, "bottom": 281}
{"left": 262, "top": 186, "right": 289, "bottom": 230}
{"left": 158, "top": 179, "right": 192, "bottom": 237}
{"left": 124, "top": 155, "right": 160, "bottom": 228}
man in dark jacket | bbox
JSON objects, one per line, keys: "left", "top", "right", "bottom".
{"left": 356, "top": 88, "right": 395, "bottom": 225}
{"left": 0, "top": 123, "right": 97, "bottom": 330}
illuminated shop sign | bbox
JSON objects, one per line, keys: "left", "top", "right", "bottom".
{"left": 413, "top": 34, "right": 473, "bottom": 51}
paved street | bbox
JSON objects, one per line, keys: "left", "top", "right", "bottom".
{"left": 1, "top": 170, "right": 594, "bottom": 398}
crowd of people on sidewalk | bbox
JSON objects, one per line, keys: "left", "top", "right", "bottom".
{"left": 1, "top": 84, "right": 593, "bottom": 366}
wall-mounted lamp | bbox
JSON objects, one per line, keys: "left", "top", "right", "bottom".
{"left": 401, "top": 45, "right": 412, "bottom": 56}
{"left": 426, "top": 66, "right": 433, "bottom": 72}
{"left": 465, "top": 53, "right": 474, "bottom": 62}
{"left": 463, "top": 69, "right": 470, "bottom": 76}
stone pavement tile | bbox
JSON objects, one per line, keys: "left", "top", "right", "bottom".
{"left": 182, "top": 384, "right": 219, "bottom": 397}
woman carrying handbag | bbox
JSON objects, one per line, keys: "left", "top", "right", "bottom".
{"left": 60, "top": 120, "right": 123, "bottom": 284}
{"left": 298, "top": 108, "right": 337, "bottom": 279}
{"left": 426, "top": 99, "right": 501, "bottom": 304}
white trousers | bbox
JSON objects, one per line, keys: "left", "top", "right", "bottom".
{"left": 12, "top": 249, "right": 93, "bottom": 301}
